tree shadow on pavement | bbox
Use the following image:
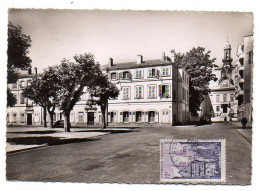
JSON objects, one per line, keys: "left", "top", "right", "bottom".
{"left": 7, "top": 136, "right": 101, "bottom": 146}
{"left": 8, "top": 130, "right": 58, "bottom": 134}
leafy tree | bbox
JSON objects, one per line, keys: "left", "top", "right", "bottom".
{"left": 8, "top": 22, "right": 32, "bottom": 83}
{"left": 23, "top": 73, "right": 58, "bottom": 128}
{"left": 7, "top": 88, "right": 17, "bottom": 107}
{"left": 171, "top": 47, "right": 218, "bottom": 115}
{"left": 88, "top": 74, "right": 120, "bottom": 128}
{"left": 7, "top": 22, "right": 32, "bottom": 107}
{"left": 50, "top": 53, "right": 101, "bottom": 132}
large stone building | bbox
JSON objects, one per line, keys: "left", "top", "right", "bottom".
{"left": 7, "top": 68, "right": 43, "bottom": 125}
{"left": 234, "top": 35, "right": 254, "bottom": 124}
{"left": 209, "top": 41, "right": 238, "bottom": 121}
{"left": 7, "top": 68, "right": 103, "bottom": 126}
{"left": 106, "top": 53, "right": 190, "bottom": 126}
{"left": 7, "top": 53, "right": 190, "bottom": 126}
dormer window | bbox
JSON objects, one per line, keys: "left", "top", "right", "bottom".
{"left": 119, "top": 71, "right": 131, "bottom": 79}
{"left": 148, "top": 68, "right": 156, "bottom": 77}
{"left": 135, "top": 69, "right": 143, "bottom": 78}
{"left": 111, "top": 72, "right": 117, "bottom": 80}
{"left": 162, "top": 67, "right": 170, "bottom": 76}
{"left": 27, "top": 80, "right": 32, "bottom": 86}
{"left": 123, "top": 71, "right": 130, "bottom": 79}
{"left": 20, "top": 81, "right": 25, "bottom": 88}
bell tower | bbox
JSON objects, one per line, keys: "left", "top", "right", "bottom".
{"left": 222, "top": 39, "right": 233, "bottom": 69}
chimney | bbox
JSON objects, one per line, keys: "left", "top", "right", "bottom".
{"left": 162, "top": 52, "right": 166, "bottom": 61}
{"left": 28, "top": 68, "right": 32, "bottom": 75}
{"left": 34, "top": 67, "right": 37, "bottom": 75}
{"left": 137, "top": 54, "right": 143, "bottom": 64}
{"left": 171, "top": 52, "right": 175, "bottom": 62}
{"left": 109, "top": 57, "right": 113, "bottom": 67}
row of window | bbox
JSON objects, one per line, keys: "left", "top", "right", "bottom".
{"left": 11, "top": 93, "right": 28, "bottom": 105}
{"left": 110, "top": 67, "right": 171, "bottom": 80}
{"left": 116, "top": 110, "right": 169, "bottom": 123}
{"left": 182, "top": 71, "right": 189, "bottom": 84}
{"left": 11, "top": 80, "right": 31, "bottom": 89}
{"left": 7, "top": 113, "right": 25, "bottom": 123}
{"left": 214, "top": 94, "right": 234, "bottom": 102}
{"left": 121, "top": 84, "right": 172, "bottom": 99}
{"left": 183, "top": 87, "right": 189, "bottom": 102}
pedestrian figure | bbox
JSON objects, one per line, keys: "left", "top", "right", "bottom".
{"left": 224, "top": 116, "right": 227, "bottom": 125}
{"left": 241, "top": 116, "right": 248, "bottom": 129}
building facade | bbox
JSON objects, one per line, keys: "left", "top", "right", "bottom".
{"left": 209, "top": 41, "right": 238, "bottom": 121}
{"left": 7, "top": 68, "right": 103, "bottom": 126}
{"left": 106, "top": 53, "right": 190, "bottom": 126}
{"left": 234, "top": 35, "right": 254, "bottom": 124}
{"left": 7, "top": 53, "right": 190, "bottom": 126}
{"left": 7, "top": 68, "right": 43, "bottom": 126}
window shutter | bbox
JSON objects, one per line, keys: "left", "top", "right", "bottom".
{"left": 159, "top": 85, "right": 162, "bottom": 97}
{"left": 165, "top": 85, "right": 169, "bottom": 97}
{"left": 155, "top": 111, "right": 159, "bottom": 122}
{"left": 148, "top": 68, "right": 152, "bottom": 77}
{"left": 116, "top": 72, "right": 119, "bottom": 79}
{"left": 119, "top": 72, "right": 123, "bottom": 79}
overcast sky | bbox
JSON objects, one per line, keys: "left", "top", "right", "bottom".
{"left": 9, "top": 9, "right": 253, "bottom": 72}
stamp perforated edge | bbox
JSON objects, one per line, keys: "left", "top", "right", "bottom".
{"left": 160, "top": 139, "right": 226, "bottom": 183}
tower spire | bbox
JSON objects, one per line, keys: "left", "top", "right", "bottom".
{"left": 227, "top": 32, "right": 229, "bottom": 42}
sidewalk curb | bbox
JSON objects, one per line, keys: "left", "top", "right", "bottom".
{"left": 6, "top": 133, "right": 110, "bottom": 154}
{"left": 6, "top": 144, "right": 49, "bottom": 154}
{"left": 230, "top": 122, "right": 252, "bottom": 145}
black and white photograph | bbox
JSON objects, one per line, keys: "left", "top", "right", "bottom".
{"left": 1, "top": 1, "right": 259, "bottom": 190}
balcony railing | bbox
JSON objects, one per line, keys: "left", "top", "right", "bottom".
{"left": 25, "top": 103, "right": 34, "bottom": 111}
{"left": 85, "top": 99, "right": 98, "bottom": 110}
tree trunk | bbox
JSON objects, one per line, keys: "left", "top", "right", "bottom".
{"left": 101, "top": 105, "right": 106, "bottom": 129}
{"left": 48, "top": 112, "right": 54, "bottom": 128}
{"left": 43, "top": 106, "right": 47, "bottom": 127}
{"left": 47, "top": 106, "right": 56, "bottom": 129}
{"left": 64, "top": 110, "right": 71, "bottom": 132}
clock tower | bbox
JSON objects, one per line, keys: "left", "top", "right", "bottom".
{"left": 209, "top": 40, "right": 238, "bottom": 121}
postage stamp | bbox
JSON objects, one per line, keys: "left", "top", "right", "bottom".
{"left": 160, "top": 139, "right": 226, "bottom": 183}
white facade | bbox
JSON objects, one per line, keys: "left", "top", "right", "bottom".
{"left": 107, "top": 54, "right": 189, "bottom": 125}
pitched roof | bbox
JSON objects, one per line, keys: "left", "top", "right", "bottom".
{"left": 107, "top": 59, "right": 173, "bottom": 70}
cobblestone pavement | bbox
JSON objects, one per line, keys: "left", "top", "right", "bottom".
{"left": 6, "top": 123, "right": 251, "bottom": 185}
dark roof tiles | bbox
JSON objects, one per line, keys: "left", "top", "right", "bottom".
{"left": 107, "top": 59, "right": 173, "bottom": 70}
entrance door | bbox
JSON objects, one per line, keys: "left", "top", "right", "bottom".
{"left": 87, "top": 112, "right": 94, "bottom": 125}
{"left": 148, "top": 111, "right": 155, "bottom": 123}
{"left": 27, "top": 113, "right": 32, "bottom": 125}
{"left": 111, "top": 112, "right": 114, "bottom": 123}
{"left": 136, "top": 111, "right": 142, "bottom": 122}
{"left": 222, "top": 104, "right": 228, "bottom": 113}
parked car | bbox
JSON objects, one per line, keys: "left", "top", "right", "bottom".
{"left": 53, "top": 120, "right": 64, "bottom": 128}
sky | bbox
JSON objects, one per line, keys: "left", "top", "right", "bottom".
{"left": 9, "top": 9, "right": 253, "bottom": 72}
